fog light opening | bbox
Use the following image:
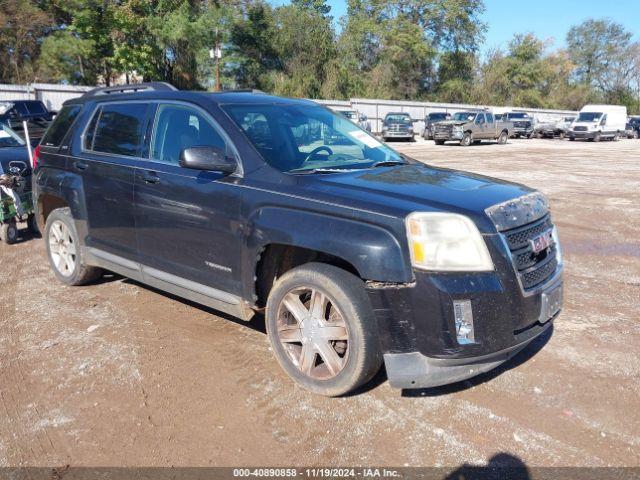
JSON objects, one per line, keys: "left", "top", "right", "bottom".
{"left": 454, "top": 300, "right": 475, "bottom": 345}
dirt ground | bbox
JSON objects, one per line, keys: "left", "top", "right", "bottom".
{"left": 0, "top": 137, "right": 638, "bottom": 469}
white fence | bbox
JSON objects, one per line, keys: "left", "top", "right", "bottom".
{"left": 1, "top": 82, "right": 577, "bottom": 133}
{"left": 0, "top": 83, "right": 92, "bottom": 111}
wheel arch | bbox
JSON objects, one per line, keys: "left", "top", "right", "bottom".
{"left": 244, "top": 207, "right": 412, "bottom": 306}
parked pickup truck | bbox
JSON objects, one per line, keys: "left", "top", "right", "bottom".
{"left": 498, "top": 112, "right": 534, "bottom": 138}
{"left": 33, "top": 84, "right": 562, "bottom": 396}
{"left": 432, "top": 111, "right": 511, "bottom": 146}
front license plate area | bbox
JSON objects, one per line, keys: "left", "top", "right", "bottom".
{"left": 539, "top": 284, "right": 563, "bottom": 323}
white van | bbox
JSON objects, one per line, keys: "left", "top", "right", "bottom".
{"left": 569, "top": 105, "right": 627, "bottom": 142}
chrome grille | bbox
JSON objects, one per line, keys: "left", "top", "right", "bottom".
{"left": 501, "top": 214, "right": 558, "bottom": 291}
{"left": 574, "top": 126, "right": 588, "bottom": 132}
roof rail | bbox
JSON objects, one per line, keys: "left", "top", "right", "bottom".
{"left": 213, "top": 89, "right": 265, "bottom": 94}
{"left": 82, "top": 82, "right": 178, "bottom": 98}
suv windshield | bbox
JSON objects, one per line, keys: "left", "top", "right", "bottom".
{"left": 385, "top": 114, "right": 411, "bottom": 124}
{"left": 223, "top": 103, "right": 404, "bottom": 173}
{"left": 0, "top": 122, "right": 25, "bottom": 148}
{"left": 577, "top": 112, "right": 602, "bottom": 122}
{"left": 508, "top": 113, "right": 529, "bottom": 119}
{"left": 428, "top": 113, "right": 448, "bottom": 121}
{"left": 453, "top": 112, "right": 477, "bottom": 122}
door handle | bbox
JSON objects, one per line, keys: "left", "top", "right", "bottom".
{"left": 73, "top": 161, "right": 88, "bottom": 171}
{"left": 142, "top": 172, "right": 160, "bottom": 185}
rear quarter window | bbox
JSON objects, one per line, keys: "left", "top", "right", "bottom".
{"left": 87, "top": 103, "right": 149, "bottom": 157}
{"left": 40, "top": 105, "right": 81, "bottom": 147}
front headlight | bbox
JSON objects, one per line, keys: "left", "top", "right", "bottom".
{"left": 406, "top": 212, "right": 494, "bottom": 272}
{"left": 453, "top": 125, "right": 463, "bottom": 132}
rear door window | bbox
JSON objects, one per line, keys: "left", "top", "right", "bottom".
{"left": 88, "top": 103, "right": 149, "bottom": 156}
{"left": 41, "top": 105, "right": 81, "bottom": 147}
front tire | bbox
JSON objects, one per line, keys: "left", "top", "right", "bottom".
{"left": 45, "top": 207, "right": 102, "bottom": 286}
{"left": 460, "top": 132, "right": 473, "bottom": 147}
{"left": 434, "top": 139, "right": 445, "bottom": 145}
{"left": 265, "top": 263, "right": 382, "bottom": 396}
{"left": 497, "top": 131, "right": 508, "bottom": 144}
{"left": 594, "top": 132, "right": 601, "bottom": 142}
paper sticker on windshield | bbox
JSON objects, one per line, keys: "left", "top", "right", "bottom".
{"left": 348, "top": 130, "right": 382, "bottom": 149}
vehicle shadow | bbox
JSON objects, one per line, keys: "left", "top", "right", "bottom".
{"left": 118, "top": 277, "right": 268, "bottom": 335}
{"left": 401, "top": 325, "right": 554, "bottom": 398}
{"left": 10, "top": 227, "right": 40, "bottom": 244}
{"left": 95, "top": 275, "right": 553, "bottom": 398}
{"left": 444, "top": 452, "right": 531, "bottom": 480}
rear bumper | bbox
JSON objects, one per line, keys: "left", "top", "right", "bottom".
{"left": 384, "top": 320, "right": 551, "bottom": 389}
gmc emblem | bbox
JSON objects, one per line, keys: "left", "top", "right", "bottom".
{"left": 530, "top": 229, "right": 554, "bottom": 254}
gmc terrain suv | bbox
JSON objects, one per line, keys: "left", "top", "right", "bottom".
{"left": 34, "top": 83, "right": 563, "bottom": 396}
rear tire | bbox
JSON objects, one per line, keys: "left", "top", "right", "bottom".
{"left": 0, "top": 220, "right": 18, "bottom": 245}
{"left": 265, "top": 263, "right": 382, "bottom": 397}
{"left": 569, "top": 136, "right": 575, "bottom": 141}
{"left": 45, "top": 207, "right": 102, "bottom": 286}
{"left": 558, "top": 131, "right": 565, "bottom": 140}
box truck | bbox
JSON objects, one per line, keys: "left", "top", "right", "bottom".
{"left": 569, "top": 105, "right": 627, "bottom": 142}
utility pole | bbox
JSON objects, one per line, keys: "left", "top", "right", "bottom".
{"left": 215, "top": 27, "right": 221, "bottom": 91}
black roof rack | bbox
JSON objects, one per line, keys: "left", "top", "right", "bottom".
{"left": 212, "top": 89, "right": 265, "bottom": 94}
{"left": 82, "top": 82, "right": 178, "bottom": 98}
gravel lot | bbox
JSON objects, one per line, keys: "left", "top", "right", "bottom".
{"left": 0, "top": 138, "right": 638, "bottom": 469}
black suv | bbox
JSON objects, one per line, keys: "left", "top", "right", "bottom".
{"left": 34, "top": 83, "right": 563, "bottom": 396}
{"left": 0, "top": 99, "right": 55, "bottom": 142}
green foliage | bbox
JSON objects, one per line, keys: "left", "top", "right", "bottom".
{"left": 0, "top": 1, "right": 638, "bottom": 113}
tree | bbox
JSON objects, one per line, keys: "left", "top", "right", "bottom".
{"left": 0, "top": 0, "right": 52, "bottom": 83}
{"left": 567, "top": 19, "right": 633, "bottom": 91}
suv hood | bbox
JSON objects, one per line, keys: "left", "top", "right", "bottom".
{"left": 305, "top": 163, "right": 534, "bottom": 233}
{"left": 434, "top": 120, "right": 467, "bottom": 126}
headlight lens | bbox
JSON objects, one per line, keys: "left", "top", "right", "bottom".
{"left": 453, "top": 125, "right": 463, "bottom": 132}
{"left": 406, "top": 212, "right": 494, "bottom": 272}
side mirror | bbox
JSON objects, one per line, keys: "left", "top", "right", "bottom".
{"left": 179, "top": 146, "right": 237, "bottom": 174}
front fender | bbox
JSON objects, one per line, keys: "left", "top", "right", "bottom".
{"left": 245, "top": 207, "right": 412, "bottom": 284}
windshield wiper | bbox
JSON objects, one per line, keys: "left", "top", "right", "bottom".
{"left": 370, "top": 160, "right": 407, "bottom": 168}
{"left": 289, "top": 167, "right": 359, "bottom": 175}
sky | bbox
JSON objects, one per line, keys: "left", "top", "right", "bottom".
{"left": 270, "top": 0, "right": 640, "bottom": 54}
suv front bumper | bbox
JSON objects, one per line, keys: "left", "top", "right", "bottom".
{"left": 383, "top": 320, "right": 551, "bottom": 389}
{"left": 366, "top": 234, "right": 563, "bottom": 389}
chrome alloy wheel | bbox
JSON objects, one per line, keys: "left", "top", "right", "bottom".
{"left": 276, "top": 287, "right": 350, "bottom": 380}
{"left": 48, "top": 220, "right": 77, "bottom": 277}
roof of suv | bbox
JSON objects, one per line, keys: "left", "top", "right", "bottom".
{"left": 66, "top": 83, "right": 316, "bottom": 108}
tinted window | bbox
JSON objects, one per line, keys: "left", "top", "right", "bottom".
{"left": 90, "top": 103, "right": 148, "bottom": 156}
{"left": 13, "top": 103, "right": 28, "bottom": 115}
{"left": 26, "top": 101, "right": 47, "bottom": 115}
{"left": 151, "top": 104, "right": 226, "bottom": 165}
{"left": 486, "top": 113, "right": 494, "bottom": 123}
{"left": 41, "top": 105, "right": 81, "bottom": 147}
